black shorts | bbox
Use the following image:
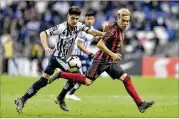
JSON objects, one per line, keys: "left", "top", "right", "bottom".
{"left": 85, "top": 61, "right": 125, "bottom": 81}
{"left": 44, "top": 54, "right": 69, "bottom": 75}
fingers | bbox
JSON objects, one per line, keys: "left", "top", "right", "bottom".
{"left": 116, "top": 56, "right": 121, "bottom": 60}
{"left": 112, "top": 57, "right": 120, "bottom": 62}
{"left": 48, "top": 49, "right": 53, "bottom": 54}
{"left": 103, "top": 22, "right": 111, "bottom": 32}
{"left": 117, "top": 54, "right": 122, "bottom": 60}
{"left": 112, "top": 53, "right": 122, "bottom": 61}
{"left": 117, "top": 53, "right": 122, "bottom": 57}
{"left": 45, "top": 48, "right": 53, "bottom": 54}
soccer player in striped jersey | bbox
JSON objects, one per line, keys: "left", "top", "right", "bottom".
{"left": 65, "top": 12, "right": 96, "bottom": 101}
{"left": 14, "top": 6, "right": 105, "bottom": 114}
{"left": 50, "top": 8, "right": 154, "bottom": 113}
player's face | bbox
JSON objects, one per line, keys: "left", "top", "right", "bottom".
{"left": 68, "top": 15, "right": 80, "bottom": 28}
{"left": 118, "top": 16, "right": 130, "bottom": 30}
{"left": 85, "top": 16, "right": 95, "bottom": 27}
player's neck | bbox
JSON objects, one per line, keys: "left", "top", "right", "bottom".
{"left": 67, "top": 23, "right": 75, "bottom": 31}
{"left": 69, "top": 25, "right": 75, "bottom": 31}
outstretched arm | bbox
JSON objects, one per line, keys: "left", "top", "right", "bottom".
{"left": 77, "top": 40, "right": 90, "bottom": 55}
{"left": 40, "top": 31, "right": 53, "bottom": 54}
{"left": 87, "top": 29, "right": 105, "bottom": 36}
{"left": 77, "top": 40, "right": 94, "bottom": 59}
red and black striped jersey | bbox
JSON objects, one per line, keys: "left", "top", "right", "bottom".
{"left": 93, "top": 22, "right": 124, "bottom": 63}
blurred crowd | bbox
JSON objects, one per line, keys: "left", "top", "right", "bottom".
{"left": 0, "top": 1, "right": 179, "bottom": 73}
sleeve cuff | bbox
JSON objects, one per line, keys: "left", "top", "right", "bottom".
{"left": 86, "top": 28, "right": 90, "bottom": 33}
{"left": 45, "top": 30, "right": 49, "bottom": 36}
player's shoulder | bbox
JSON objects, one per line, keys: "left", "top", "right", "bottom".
{"left": 103, "top": 22, "right": 116, "bottom": 32}
{"left": 78, "top": 25, "right": 94, "bottom": 37}
{"left": 56, "top": 21, "right": 67, "bottom": 31}
{"left": 77, "top": 22, "right": 86, "bottom": 28}
{"left": 77, "top": 22, "right": 83, "bottom": 25}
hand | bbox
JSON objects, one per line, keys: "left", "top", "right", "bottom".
{"left": 102, "top": 32, "right": 106, "bottom": 36}
{"left": 103, "top": 23, "right": 112, "bottom": 32}
{"left": 44, "top": 47, "right": 53, "bottom": 54}
{"left": 111, "top": 53, "right": 122, "bottom": 61}
{"left": 88, "top": 53, "right": 95, "bottom": 60}
{"left": 94, "top": 36, "right": 102, "bottom": 41}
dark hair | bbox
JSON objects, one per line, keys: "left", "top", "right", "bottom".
{"left": 68, "top": 6, "right": 81, "bottom": 16}
{"left": 85, "top": 11, "right": 95, "bottom": 17}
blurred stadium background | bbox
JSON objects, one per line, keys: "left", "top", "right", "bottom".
{"left": 0, "top": 1, "right": 178, "bottom": 118}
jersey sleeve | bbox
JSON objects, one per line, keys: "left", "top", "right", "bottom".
{"left": 78, "top": 22, "right": 90, "bottom": 33}
{"left": 102, "top": 27, "right": 116, "bottom": 43}
{"left": 76, "top": 31, "right": 86, "bottom": 42}
{"left": 45, "top": 24, "right": 64, "bottom": 36}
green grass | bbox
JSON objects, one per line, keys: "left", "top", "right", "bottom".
{"left": 0, "top": 75, "right": 178, "bottom": 118}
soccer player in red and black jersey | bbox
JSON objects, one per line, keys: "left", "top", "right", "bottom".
{"left": 50, "top": 8, "right": 154, "bottom": 113}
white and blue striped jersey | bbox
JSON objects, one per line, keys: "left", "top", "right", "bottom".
{"left": 72, "top": 26, "right": 94, "bottom": 57}
{"left": 45, "top": 21, "right": 90, "bottom": 60}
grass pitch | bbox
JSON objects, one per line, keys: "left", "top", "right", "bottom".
{"left": 0, "top": 75, "right": 178, "bottom": 118}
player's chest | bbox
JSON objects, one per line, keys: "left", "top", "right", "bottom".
{"left": 113, "top": 32, "right": 124, "bottom": 47}
{"left": 60, "top": 29, "right": 79, "bottom": 41}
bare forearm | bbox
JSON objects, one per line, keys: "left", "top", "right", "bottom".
{"left": 77, "top": 42, "right": 90, "bottom": 55}
{"left": 97, "top": 40, "right": 115, "bottom": 57}
{"left": 88, "top": 29, "right": 105, "bottom": 36}
{"left": 40, "top": 31, "right": 49, "bottom": 49}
